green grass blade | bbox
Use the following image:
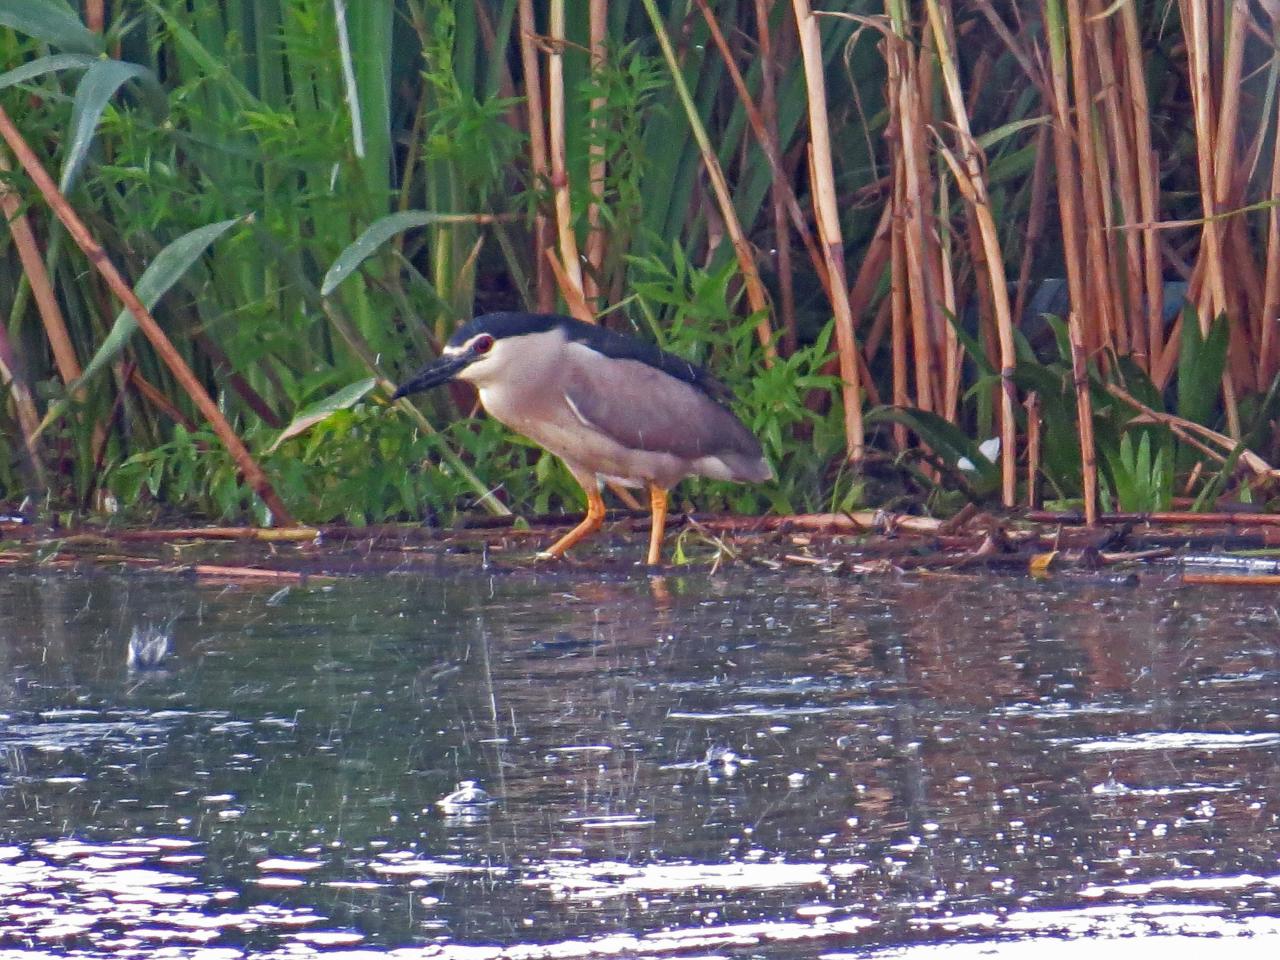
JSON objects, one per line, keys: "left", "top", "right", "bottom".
{"left": 73, "top": 217, "right": 244, "bottom": 390}
{"left": 342, "top": 0, "right": 394, "bottom": 199}
{"left": 322, "top": 211, "right": 494, "bottom": 296}
{"left": 268, "top": 377, "right": 377, "bottom": 452}
{"left": 1177, "top": 306, "right": 1229, "bottom": 427}
{"left": 60, "top": 60, "right": 153, "bottom": 193}
{"left": 0, "top": 0, "right": 102, "bottom": 54}
{"left": 976, "top": 115, "right": 1049, "bottom": 151}
{"left": 140, "top": 0, "right": 263, "bottom": 112}
{"left": 1102, "top": 433, "right": 1137, "bottom": 511}
{"left": 0, "top": 53, "right": 97, "bottom": 91}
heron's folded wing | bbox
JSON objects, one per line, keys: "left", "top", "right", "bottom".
{"left": 562, "top": 345, "right": 761, "bottom": 461}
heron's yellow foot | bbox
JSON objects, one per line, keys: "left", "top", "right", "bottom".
{"left": 646, "top": 483, "right": 668, "bottom": 566}
{"left": 538, "top": 484, "right": 606, "bottom": 560}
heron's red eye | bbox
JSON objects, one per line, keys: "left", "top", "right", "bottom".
{"left": 473, "top": 334, "right": 495, "bottom": 355}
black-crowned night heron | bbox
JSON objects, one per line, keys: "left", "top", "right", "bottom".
{"left": 392, "top": 312, "right": 772, "bottom": 564}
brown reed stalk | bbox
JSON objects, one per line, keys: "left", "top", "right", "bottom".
{"left": 0, "top": 104, "right": 294, "bottom": 525}
{"left": 1065, "top": 0, "right": 1119, "bottom": 355}
{"left": 936, "top": 170, "right": 960, "bottom": 422}
{"left": 890, "top": 156, "right": 908, "bottom": 451}
{"left": 890, "top": 37, "right": 939, "bottom": 414}
{"left": 1262, "top": 95, "right": 1280, "bottom": 384}
{"left": 1227, "top": 213, "right": 1264, "bottom": 357}
{"left": 517, "top": 0, "right": 555, "bottom": 312}
{"left": 926, "top": 0, "right": 1016, "bottom": 505}
{"left": 0, "top": 148, "right": 81, "bottom": 390}
{"left": 544, "top": 247, "right": 593, "bottom": 323}
{"left": 1211, "top": 4, "right": 1247, "bottom": 231}
{"left": 1011, "top": 127, "right": 1051, "bottom": 332}
{"left": 826, "top": 199, "right": 891, "bottom": 417}
{"left": 937, "top": 157, "right": 1018, "bottom": 501}
{"left": 1044, "top": 0, "right": 1089, "bottom": 352}
{"left": 847, "top": 204, "right": 893, "bottom": 329}
{"left": 0, "top": 324, "right": 46, "bottom": 485}
{"left": 1090, "top": 59, "right": 1126, "bottom": 359}
{"left": 814, "top": 203, "right": 885, "bottom": 424}
{"left": 1068, "top": 313, "right": 1097, "bottom": 526}
{"left": 861, "top": 294, "right": 892, "bottom": 362}
{"left": 1182, "top": 0, "right": 1240, "bottom": 436}
{"left": 1118, "top": 0, "right": 1164, "bottom": 364}
{"left": 695, "top": 0, "right": 830, "bottom": 301}
{"left": 474, "top": 3, "right": 518, "bottom": 102}
{"left": 1, "top": 143, "right": 112, "bottom": 496}
{"left": 912, "top": 31, "right": 950, "bottom": 417}
{"left": 547, "top": 0, "right": 586, "bottom": 312}
{"left": 1213, "top": 2, "right": 1264, "bottom": 392}
{"left": 86, "top": 0, "right": 105, "bottom": 33}
{"left": 1090, "top": 6, "right": 1145, "bottom": 361}
{"left": 583, "top": 0, "right": 607, "bottom": 307}
{"left": 1025, "top": 392, "right": 1041, "bottom": 509}
{"left": 972, "top": 0, "right": 1047, "bottom": 100}
{"left": 695, "top": 0, "right": 827, "bottom": 348}
{"left": 1105, "top": 382, "right": 1280, "bottom": 480}
{"left": 129, "top": 367, "right": 197, "bottom": 431}
{"left": 194, "top": 331, "right": 282, "bottom": 428}
{"left": 1181, "top": 0, "right": 1222, "bottom": 318}
{"left": 793, "top": 0, "right": 863, "bottom": 462}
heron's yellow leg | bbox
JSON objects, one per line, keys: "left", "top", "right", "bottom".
{"left": 646, "top": 483, "right": 668, "bottom": 566}
{"left": 540, "top": 483, "right": 606, "bottom": 559}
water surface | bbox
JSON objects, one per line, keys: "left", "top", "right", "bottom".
{"left": 1, "top": 568, "right": 1278, "bottom": 957}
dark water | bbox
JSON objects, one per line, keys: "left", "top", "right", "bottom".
{"left": 1, "top": 568, "right": 1278, "bottom": 958}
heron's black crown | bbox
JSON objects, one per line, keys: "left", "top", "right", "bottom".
{"left": 452, "top": 313, "right": 734, "bottom": 403}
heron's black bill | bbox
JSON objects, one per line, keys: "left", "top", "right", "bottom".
{"left": 391, "top": 354, "right": 470, "bottom": 399}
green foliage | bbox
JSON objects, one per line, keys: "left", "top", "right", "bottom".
{"left": 110, "top": 425, "right": 254, "bottom": 522}
{"left": 81, "top": 218, "right": 244, "bottom": 387}
{"left": 864, "top": 406, "right": 1001, "bottom": 500}
{"left": 572, "top": 40, "right": 668, "bottom": 291}
{"left": 886, "top": 303, "right": 1237, "bottom": 513}
{"left": 1189, "top": 443, "right": 1245, "bottom": 513}
{"left": 1100, "top": 430, "right": 1173, "bottom": 513}
{"left": 1176, "top": 307, "right": 1229, "bottom": 428}
{"left": 263, "top": 407, "right": 438, "bottom": 526}
{"left": 628, "top": 244, "right": 851, "bottom": 514}
{"left": 270, "top": 377, "right": 377, "bottom": 451}
{"left": 0, "top": 0, "right": 102, "bottom": 55}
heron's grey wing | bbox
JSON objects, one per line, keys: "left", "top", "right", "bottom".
{"left": 562, "top": 346, "right": 763, "bottom": 462}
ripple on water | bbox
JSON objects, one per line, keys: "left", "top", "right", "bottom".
{"left": 1074, "top": 731, "right": 1280, "bottom": 753}
{"left": 523, "top": 859, "right": 830, "bottom": 900}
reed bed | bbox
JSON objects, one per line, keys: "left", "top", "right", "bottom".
{"left": 1, "top": 1, "right": 1279, "bottom": 527}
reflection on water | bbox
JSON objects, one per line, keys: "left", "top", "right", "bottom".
{"left": 1, "top": 570, "right": 1278, "bottom": 957}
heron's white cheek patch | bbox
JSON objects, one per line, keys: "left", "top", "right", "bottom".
{"left": 457, "top": 356, "right": 501, "bottom": 387}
